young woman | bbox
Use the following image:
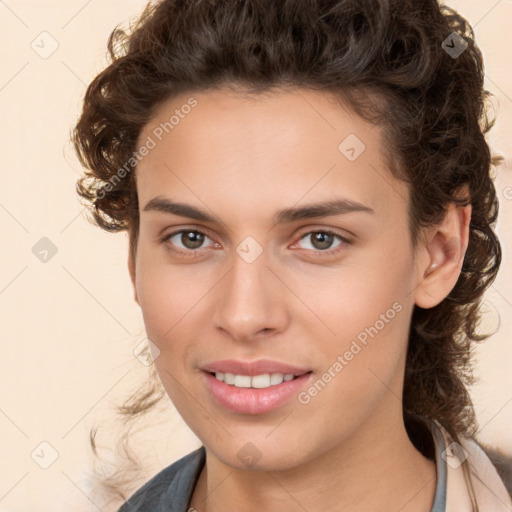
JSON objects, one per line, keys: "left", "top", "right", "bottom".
{"left": 72, "top": 1, "right": 512, "bottom": 510}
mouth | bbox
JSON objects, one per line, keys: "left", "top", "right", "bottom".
{"left": 205, "top": 370, "right": 310, "bottom": 389}
{"left": 201, "top": 361, "right": 314, "bottom": 415}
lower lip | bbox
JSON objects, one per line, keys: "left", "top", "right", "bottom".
{"left": 203, "top": 371, "right": 313, "bottom": 415}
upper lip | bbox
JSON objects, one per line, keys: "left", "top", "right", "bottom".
{"left": 201, "top": 359, "right": 311, "bottom": 376}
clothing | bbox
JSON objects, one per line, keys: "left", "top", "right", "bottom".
{"left": 117, "top": 419, "right": 511, "bottom": 512}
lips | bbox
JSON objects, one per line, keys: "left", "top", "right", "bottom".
{"left": 203, "top": 370, "right": 313, "bottom": 414}
{"left": 201, "top": 358, "right": 311, "bottom": 376}
{"left": 200, "top": 359, "right": 313, "bottom": 414}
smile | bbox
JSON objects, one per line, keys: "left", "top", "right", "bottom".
{"left": 203, "top": 370, "right": 313, "bottom": 415}
{"left": 211, "top": 372, "right": 299, "bottom": 389}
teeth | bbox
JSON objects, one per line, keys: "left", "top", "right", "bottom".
{"left": 214, "top": 371, "right": 298, "bottom": 388}
{"left": 270, "top": 373, "right": 284, "bottom": 385}
{"left": 234, "top": 375, "right": 252, "bottom": 388}
{"left": 252, "top": 374, "right": 270, "bottom": 388}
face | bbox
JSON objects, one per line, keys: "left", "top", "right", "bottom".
{"left": 130, "top": 87, "right": 427, "bottom": 471}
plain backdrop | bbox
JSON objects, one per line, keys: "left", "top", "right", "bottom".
{"left": 0, "top": 1, "right": 511, "bottom": 510}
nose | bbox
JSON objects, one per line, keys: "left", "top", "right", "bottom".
{"left": 212, "top": 249, "right": 291, "bottom": 343}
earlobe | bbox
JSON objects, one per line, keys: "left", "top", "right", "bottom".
{"left": 414, "top": 202, "right": 472, "bottom": 309}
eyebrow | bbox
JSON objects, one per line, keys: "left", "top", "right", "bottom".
{"left": 143, "top": 196, "right": 375, "bottom": 225}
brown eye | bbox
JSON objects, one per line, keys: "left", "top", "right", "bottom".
{"left": 310, "top": 232, "right": 336, "bottom": 250}
{"left": 161, "top": 229, "right": 214, "bottom": 254}
{"left": 180, "top": 230, "right": 205, "bottom": 249}
{"left": 297, "top": 230, "right": 346, "bottom": 252}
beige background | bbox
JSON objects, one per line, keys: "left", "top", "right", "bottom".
{"left": 0, "top": 1, "right": 510, "bottom": 511}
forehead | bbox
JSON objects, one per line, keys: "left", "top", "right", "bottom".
{"left": 135, "top": 88, "right": 408, "bottom": 222}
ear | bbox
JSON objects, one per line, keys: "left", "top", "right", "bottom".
{"left": 128, "top": 246, "right": 139, "bottom": 306}
{"left": 414, "top": 193, "right": 472, "bottom": 309}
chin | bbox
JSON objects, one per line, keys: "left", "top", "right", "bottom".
{"left": 205, "top": 436, "right": 317, "bottom": 473}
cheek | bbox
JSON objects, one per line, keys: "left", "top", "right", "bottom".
{"left": 297, "top": 254, "right": 411, "bottom": 346}
{"left": 135, "top": 262, "right": 202, "bottom": 408}
{"left": 302, "top": 242, "right": 414, "bottom": 394}
{"left": 135, "top": 251, "right": 203, "bottom": 354}
{"left": 136, "top": 268, "right": 174, "bottom": 342}
{"left": 298, "top": 286, "right": 410, "bottom": 436}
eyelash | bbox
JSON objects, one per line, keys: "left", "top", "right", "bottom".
{"left": 159, "top": 228, "right": 351, "bottom": 258}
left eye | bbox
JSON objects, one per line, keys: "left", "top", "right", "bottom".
{"left": 295, "top": 230, "right": 347, "bottom": 252}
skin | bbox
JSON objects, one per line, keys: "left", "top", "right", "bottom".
{"left": 128, "top": 87, "right": 471, "bottom": 512}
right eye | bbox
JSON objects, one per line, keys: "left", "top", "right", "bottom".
{"left": 160, "top": 229, "right": 218, "bottom": 256}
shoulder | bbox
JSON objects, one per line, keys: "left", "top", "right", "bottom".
{"left": 467, "top": 438, "right": 512, "bottom": 503}
{"left": 476, "top": 441, "right": 512, "bottom": 497}
{"left": 434, "top": 421, "right": 512, "bottom": 512}
{"left": 117, "top": 446, "right": 206, "bottom": 512}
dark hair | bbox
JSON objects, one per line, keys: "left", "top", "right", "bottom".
{"left": 72, "top": 0, "right": 502, "bottom": 503}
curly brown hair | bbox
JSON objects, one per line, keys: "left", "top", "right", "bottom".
{"left": 72, "top": 0, "right": 503, "bottom": 504}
